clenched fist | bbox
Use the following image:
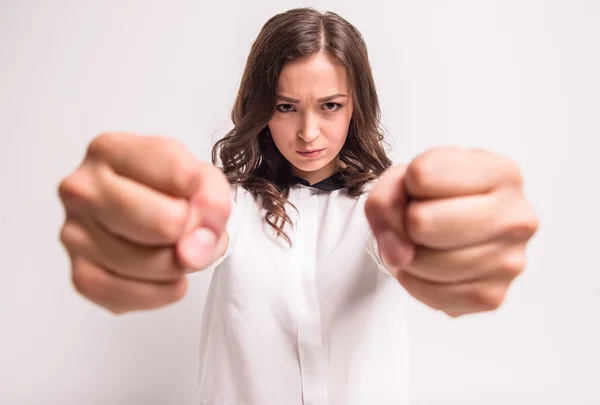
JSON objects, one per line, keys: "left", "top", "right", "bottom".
{"left": 365, "top": 147, "right": 539, "bottom": 318}
{"left": 58, "top": 133, "right": 231, "bottom": 314}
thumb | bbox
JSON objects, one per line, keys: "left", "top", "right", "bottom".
{"left": 178, "top": 227, "right": 219, "bottom": 270}
{"left": 176, "top": 165, "right": 232, "bottom": 270}
{"left": 365, "top": 165, "right": 415, "bottom": 270}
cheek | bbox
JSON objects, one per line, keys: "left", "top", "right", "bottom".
{"left": 267, "top": 118, "right": 297, "bottom": 155}
{"left": 268, "top": 116, "right": 295, "bottom": 139}
{"left": 324, "top": 117, "right": 351, "bottom": 148}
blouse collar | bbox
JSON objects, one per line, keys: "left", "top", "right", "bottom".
{"left": 291, "top": 171, "right": 345, "bottom": 191}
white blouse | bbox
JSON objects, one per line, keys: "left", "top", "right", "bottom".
{"left": 194, "top": 174, "right": 412, "bottom": 405}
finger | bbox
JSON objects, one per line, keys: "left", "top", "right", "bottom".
{"left": 365, "top": 164, "right": 408, "bottom": 234}
{"left": 406, "top": 188, "right": 537, "bottom": 249}
{"left": 70, "top": 256, "right": 188, "bottom": 314}
{"left": 396, "top": 271, "right": 511, "bottom": 317}
{"left": 61, "top": 219, "right": 185, "bottom": 282}
{"left": 366, "top": 165, "right": 416, "bottom": 268}
{"left": 405, "top": 241, "right": 526, "bottom": 284}
{"left": 182, "top": 164, "right": 232, "bottom": 234}
{"left": 93, "top": 164, "right": 190, "bottom": 246}
{"left": 176, "top": 165, "right": 232, "bottom": 270}
{"left": 405, "top": 147, "right": 522, "bottom": 199}
{"left": 375, "top": 231, "right": 416, "bottom": 271}
{"left": 87, "top": 133, "right": 202, "bottom": 198}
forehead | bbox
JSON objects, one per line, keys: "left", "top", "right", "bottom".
{"left": 277, "top": 51, "right": 349, "bottom": 96}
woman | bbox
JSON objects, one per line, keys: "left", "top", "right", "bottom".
{"left": 58, "top": 7, "right": 538, "bottom": 405}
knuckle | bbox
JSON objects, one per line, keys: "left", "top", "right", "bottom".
{"left": 406, "top": 203, "right": 431, "bottom": 242}
{"left": 523, "top": 209, "right": 540, "bottom": 238}
{"left": 364, "top": 196, "right": 385, "bottom": 224}
{"left": 172, "top": 159, "right": 201, "bottom": 197}
{"left": 406, "top": 153, "right": 437, "bottom": 193}
{"left": 504, "top": 216, "right": 539, "bottom": 240}
{"left": 202, "top": 197, "right": 231, "bottom": 228}
{"left": 503, "top": 158, "right": 523, "bottom": 186}
{"left": 471, "top": 286, "right": 506, "bottom": 311}
{"left": 153, "top": 136, "right": 201, "bottom": 196}
{"left": 58, "top": 171, "right": 95, "bottom": 206}
{"left": 197, "top": 186, "right": 231, "bottom": 214}
{"left": 71, "top": 259, "right": 111, "bottom": 301}
{"left": 59, "top": 221, "right": 85, "bottom": 251}
{"left": 473, "top": 149, "right": 523, "bottom": 186}
{"left": 87, "top": 132, "right": 118, "bottom": 159}
{"left": 364, "top": 193, "right": 385, "bottom": 218}
{"left": 57, "top": 176, "right": 74, "bottom": 201}
{"left": 498, "top": 251, "right": 526, "bottom": 279}
{"left": 152, "top": 203, "right": 188, "bottom": 242}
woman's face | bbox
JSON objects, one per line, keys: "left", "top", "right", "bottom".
{"left": 267, "top": 51, "right": 354, "bottom": 184}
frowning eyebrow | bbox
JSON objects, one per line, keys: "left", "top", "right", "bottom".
{"left": 276, "top": 94, "right": 348, "bottom": 103}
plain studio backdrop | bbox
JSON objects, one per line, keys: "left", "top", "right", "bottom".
{"left": 1, "top": 0, "right": 598, "bottom": 404}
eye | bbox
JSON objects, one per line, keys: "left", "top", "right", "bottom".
{"left": 323, "top": 102, "right": 342, "bottom": 112}
{"left": 276, "top": 103, "right": 295, "bottom": 113}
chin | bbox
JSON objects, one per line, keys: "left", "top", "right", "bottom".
{"left": 291, "top": 160, "right": 324, "bottom": 173}
{"left": 289, "top": 155, "right": 333, "bottom": 174}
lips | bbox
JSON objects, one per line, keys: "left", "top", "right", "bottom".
{"left": 297, "top": 148, "right": 324, "bottom": 158}
{"left": 297, "top": 148, "right": 323, "bottom": 153}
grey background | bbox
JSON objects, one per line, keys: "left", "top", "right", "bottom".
{"left": 1, "top": 0, "right": 599, "bottom": 404}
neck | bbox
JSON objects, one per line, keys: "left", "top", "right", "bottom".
{"left": 293, "top": 159, "right": 339, "bottom": 185}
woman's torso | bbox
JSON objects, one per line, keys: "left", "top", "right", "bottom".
{"left": 194, "top": 180, "right": 412, "bottom": 405}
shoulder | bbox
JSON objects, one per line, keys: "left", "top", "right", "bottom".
{"left": 354, "top": 177, "right": 381, "bottom": 198}
{"left": 362, "top": 178, "right": 380, "bottom": 192}
{"left": 229, "top": 183, "right": 251, "bottom": 203}
{"left": 227, "top": 184, "right": 262, "bottom": 216}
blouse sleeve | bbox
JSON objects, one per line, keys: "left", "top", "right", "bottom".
{"left": 365, "top": 230, "right": 392, "bottom": 275}
{"left": 208, "top": 184, "right": 242, "bottom": 268}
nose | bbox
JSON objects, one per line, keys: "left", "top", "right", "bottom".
{"left": 298, "top": 112, "right": 320, "bottom": 143}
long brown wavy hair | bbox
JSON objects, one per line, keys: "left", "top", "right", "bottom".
{"left": 212, "top": 7, "right": 393, "bottom": 246}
